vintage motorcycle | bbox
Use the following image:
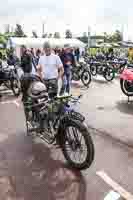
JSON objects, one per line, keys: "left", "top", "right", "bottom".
{"left": 71, "top": 61, "right": 91, "bottom": 87}
{"left": 20, "top": 74, "right": 94, "bottom": 170}
{"left": 0, "top": 63, "right": 21, "bottom": 96}
{"left": 120, "top": 64, "right": 133, "bottom": 97}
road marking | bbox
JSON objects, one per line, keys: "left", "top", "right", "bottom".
{"left": 1, "top": 100, "right": 20, "bottom": 107}
{"left": 104, "top": 190, "right": 120, "bottom": 200}
{"left": 96, "top": 171, "right": 133, "bottom": 200}
{"left": 1, "top": 100, "right": 14, "bottom": 104}
{"left": 13, "top": 100, "right": 20, "bottom": 107}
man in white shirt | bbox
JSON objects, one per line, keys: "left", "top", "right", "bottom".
{"left": 37, "top": 42, "right": 64, "bottom": 98}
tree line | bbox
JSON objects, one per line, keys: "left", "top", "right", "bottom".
{"left": 0, "top": 23, "right": 123, "bottom": 47}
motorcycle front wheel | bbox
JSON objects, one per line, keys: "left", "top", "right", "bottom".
{"left": 104, "top": 67, "right": 115, "bottom": 82}
{"left": 90, "top": 65, "right": 97, "bottom": 76}
{"left": 60, "top": 119, "right": 94, "bottom": 170}
{"left": 120, "top": 79, "right": 133, "bottom": 96}
{"left": 81, "top": 70, "right": 91, "bottom": 87}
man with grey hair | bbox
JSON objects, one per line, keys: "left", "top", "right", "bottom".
{"left": 37, "top": 42, "right": 64, "bottom": 98}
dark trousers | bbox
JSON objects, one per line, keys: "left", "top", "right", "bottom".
{"left": 44, "top": 79, "right": 58, "bottom": 98}
{"left": 63, "top": 72, "right": 71, "bottom": 93}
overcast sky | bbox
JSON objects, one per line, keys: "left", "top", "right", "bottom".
{"left": 0, "top": 0, "right": 133, "bottom": 39}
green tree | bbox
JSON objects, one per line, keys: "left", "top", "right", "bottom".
{"left": 14, "top": 24, "right": 26, "bottom": 37}
{"left": 48, "top": 33, "right": 52, "bottom": 38}
{"left": 32, "top": 30, "right": 38, "bottom": 38}
{"left": 0, "top": 34, "right": 7, "bottom": 48}
{"left": 54, "top": 32, "right": 60, "bottom": 38}
{"left": 42, "top": 33, "right": 48, "bottom": 38}
{"left": 65, "top": 29, "right": 72, "bottom": 38}
{"left": 112, "top": 30, "right": 122, "bottom": 42}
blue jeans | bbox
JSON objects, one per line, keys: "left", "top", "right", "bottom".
{"left": 64, "top": 71, "right": 71, "bottom": 93}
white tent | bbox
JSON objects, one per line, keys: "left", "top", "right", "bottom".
{"left": 7, "top": 37, "right": 85, "bottom": 58}
{"left": 7, "top": 37, "right": 85, "bottom": 48}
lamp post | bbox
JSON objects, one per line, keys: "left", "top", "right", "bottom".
{"left": 88, "top": 26, "right": 91, "bottom": 48}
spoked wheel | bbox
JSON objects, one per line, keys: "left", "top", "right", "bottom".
{"left": 120, "top": 79, "right": 133, "bottom": 96}
{"left": 71, "top": 71, "right": 80, "bottom": 81}
{"left": 104, "top": 67, "right": 115, "bottom": 81}
{"left": 90, "top": 65, "right": 97, "bottom": 76}
{"left": 118, "top": 66, "right": 126, "bottom": 74}
{"left": 11, "top": 78, "right": 21, "bottom": 97}
{"left": 81, "top": 70, "right": 91, "bottom": 87}
{"left": 60, "top": 120, "right": 94, "bottom": 170}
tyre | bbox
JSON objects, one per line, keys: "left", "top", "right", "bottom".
{"left": 90, "top": 65, "right": 97, "bottom": 76}
{"left": 118, "top": 65, "right": 125, "bottom": 74}
{"left": 120, "top": 79, "right": 133, "bottom": 96}
{"left": 81, "top": 70, "right": 91, "bottom": 87}
{"left": 104, "top": 67, "right": 115, "bottom": 81}
{"left": 60, "top": 119, "right": 94, "bottom": 170}
{"left": 11, "top": 77, "right": 21, "bottom": 97}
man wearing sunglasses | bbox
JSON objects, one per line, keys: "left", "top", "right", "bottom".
{"left": 37, "top": 42, "right": 64, "bottom": 98}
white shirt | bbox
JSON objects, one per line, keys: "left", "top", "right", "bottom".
{"left": 38, "top": 53, "right": 62, "bottom": 80}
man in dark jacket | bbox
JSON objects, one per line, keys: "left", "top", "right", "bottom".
{"left": 60, "top": 45, "right": 75, "bottom": 94}
{"left": 21, "top": 48, "right": 32, "bottom": 73}
{"left": 7, "top": 51, "right": 19, "bottom": 66}
{"left": 75, "top": 48, "right": 80, "bottom": 63}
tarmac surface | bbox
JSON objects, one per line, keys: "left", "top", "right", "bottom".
{"left": 0, "top": 77, "right": 133, "bottom": 199}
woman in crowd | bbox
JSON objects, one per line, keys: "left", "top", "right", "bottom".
{"left": 60, "top": 45, "right": 75, "bottom": 94}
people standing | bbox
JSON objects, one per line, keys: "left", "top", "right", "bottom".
{"left": 75, "top": 48, "right": 80, "bottom": 63}
{"left": 7, "top": 49, "right": 19, "bottom": 66}
{"left": 36, "top": 49, "right": 41, "bottom": 65}
{"left": 60, "top": 44, "right": 76, "bottom": 94}
{"left": 21, "top": 47, "right": 32, "bottom": 73}
{"left": 37, "top": 42, "right": 64, "bottom": 98}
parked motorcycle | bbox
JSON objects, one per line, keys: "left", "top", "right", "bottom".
{"left": 71, "top": 61, "right": 91, "bottom": 87}
{"left": 108, "top": 59, "right": 127, "bottom": 74}
{"left": 0, "top": 64, "right": 21, "bottom": 97}
{"left": 120, "top": 65, "right": 133, "bottom": 96}
{"left": 21, "top": 74, "right": 94, "bottom": 170}
{"left": 89, "top": 61, "right": 115, "bottom": 81}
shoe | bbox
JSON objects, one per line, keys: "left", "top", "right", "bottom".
{"left": 64, "top": 92, "right": 69, "bottom": 96}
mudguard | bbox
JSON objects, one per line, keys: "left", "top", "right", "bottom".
{"left": 120, "top": 69, "right": 133, "bottom": 81}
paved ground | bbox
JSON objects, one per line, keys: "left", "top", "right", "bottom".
{"left": 77, "top": 75, "right": 133, "bottom": 147}
{"left": 0, "top": 78, "right": 133, "bottom": 199}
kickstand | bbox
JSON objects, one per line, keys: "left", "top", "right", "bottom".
{"left": 127, "top": 96, "right": 130, "bottom": 103}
